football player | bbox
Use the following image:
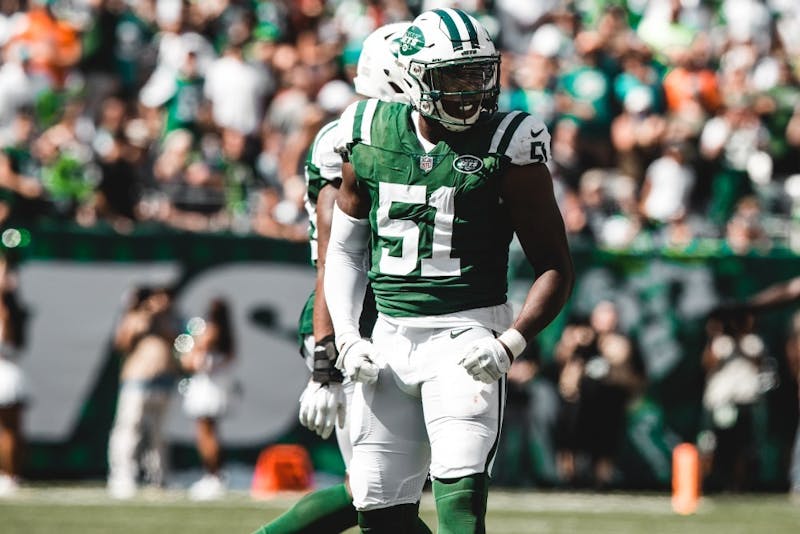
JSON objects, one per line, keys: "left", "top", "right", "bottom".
{"left": 253, "top": 23, "right": 431, "bottom": 534}
{"left": 323, "top": 8, "right": 574, "bottom": 533}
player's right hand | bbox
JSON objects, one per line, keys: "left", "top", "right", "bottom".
{"left": 336, "top": 336, "right": 379, "bottom": 384}
{"left": 298, "top": 380, "right": 346, "bottom": 439}
{"left": 458, "top": 337, "right": 512, "bottom": 383}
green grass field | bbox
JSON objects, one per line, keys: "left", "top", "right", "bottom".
{"left": 1, "top": 485, "right": 799, "bottom": 533}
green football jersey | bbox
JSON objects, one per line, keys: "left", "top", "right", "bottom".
{"left": 336, "top": 99, "right": 551, "bottom": 317}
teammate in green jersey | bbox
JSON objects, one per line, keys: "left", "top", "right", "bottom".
{"left": 323, "top": 8, "right": 574, "bottom": 534}
{"left": 253, "top": 22, "right": 431, "bottom": 534}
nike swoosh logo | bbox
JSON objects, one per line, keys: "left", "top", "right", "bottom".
{"left": 450, "top": 328, "right": 473, "bottom": 339}
{"left": 531, "top": 128, "right": 544, "bottom": 137}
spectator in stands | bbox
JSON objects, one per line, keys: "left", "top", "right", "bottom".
{"left": 699, "top": 307, "right": 774, "bottom": 492}
{"left": 639, "top": 142, "right": 695, "bottom": 226}
{"left": 0, "top": 42, "right": 35, "bottom": 131}
{"left": 556, "top": 30, "right": 614, "bottom": 168}
{"left": 0, "top": 258, "right": 29, "bottom": 497}
{"left": 610, "top": 45, "right": 667, "bottom": 184}
{"left": 555, "top": 300, "right": 644, "bottom": 488}
{"left": 180, "top": 298, "right": 237, "bottom": 501}
{"left": 723, "top": 196, "right": 772, "bottom": 255}
{"left": 700, "top": 100, "right": 768, "bottom": 226}
{"left": 0, "top": 151, "right": 45, "bottom": 226}
{"left": 709, "top": 275, "right": 800, "bottom": 495}
{"left": 6, "top": 0, "right": 81, "bottom": 90}
{"left": 107, "top": 285, "right": 179, "bottom": 499}
{"left": 507, "top": 31, "right": 560, "bottom": 126}
{"left": 204, "top": 40, "right": 271, "bottom": 136}
{"left": 661, "top": 37, "right": 721, "bottom": 122}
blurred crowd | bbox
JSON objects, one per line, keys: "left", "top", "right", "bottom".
{"left": 0, "top": 0, "right": 794, "bottom": 253}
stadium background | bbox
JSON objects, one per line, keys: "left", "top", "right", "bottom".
{"left": 8, "top": 223, "right": 799, "bottom": 491}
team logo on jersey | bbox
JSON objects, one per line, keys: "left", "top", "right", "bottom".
{"left": 453, "top": 155, "right": 483, "bottom": 174}
{"left": 399, "top": 26, "right": 425, "bottom": 56}
{"left": 419, "top": 155, "right": 434, "bottom": 172}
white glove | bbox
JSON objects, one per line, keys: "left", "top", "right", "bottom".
{"left": 298, "top": 380, "right": 346, "bottom": 439}
{"left": 336, "top": 336, "right": 379, "bottom": 384}
{"left": 458, "top": 337, "right": 512, "bottom": 384}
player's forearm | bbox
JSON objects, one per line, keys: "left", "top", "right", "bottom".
{"left": 511, "top": 268, "right": 574, "bottom": 342}
{"left": 312, "top": 267, "right": 335, "bottom": 340}
{"left": 323, "top": 203, "right": 370, "bottom": 349}
{"left": 313, "top": 183, "right": 338, "bottom": 341}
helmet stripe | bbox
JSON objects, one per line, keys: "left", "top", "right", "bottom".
{"left": 433, "top": 9, "right": 464, "bottom": 51}
{"left": 451, "top": 9, "right": 479, "bottom": 49}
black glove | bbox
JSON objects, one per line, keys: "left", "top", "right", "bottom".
{"left": 313, "top": 335, "right": 344, "bottom": 385}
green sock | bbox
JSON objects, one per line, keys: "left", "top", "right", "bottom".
{"left": 433, "top": 473, "right": 489, "bottom": 534}
{"left": 253, "top": 483, "right": 357, "bottom": 534}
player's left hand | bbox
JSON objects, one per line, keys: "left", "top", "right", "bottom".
{"left": 458, "top": 337, "right": 512, "bottom": 383}
{"left": 298, "top": 380, "right": 346, "bottom": 439}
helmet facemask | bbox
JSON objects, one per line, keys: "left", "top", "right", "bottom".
{"left": 411, "top": 56, "right": 500, "bottom": 132}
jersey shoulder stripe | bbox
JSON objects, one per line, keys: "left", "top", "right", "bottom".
{"left": 352, "top": 99, "right": 378, "bottom": 146}
{"left": 487, "top": 111, "right": 551, "bottom": 166}
{"left": 335, "top": 98, "right": 380, "bottom": 154}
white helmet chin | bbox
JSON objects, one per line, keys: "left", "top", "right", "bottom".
{"left": 397, "top": 8, "right": 500, "bottom": 131}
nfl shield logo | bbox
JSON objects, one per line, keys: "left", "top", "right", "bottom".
{"left": 419, "top": 155, "right": 434, "bottom": 172}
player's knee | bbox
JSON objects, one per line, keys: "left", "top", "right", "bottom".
{"left": 433, "top": 473, "right": 489, "bottom": 534}
{"left": 358, "top": 502, "right": 419, "bottom": 533}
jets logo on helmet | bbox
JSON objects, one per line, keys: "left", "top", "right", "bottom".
{"left": 397, "top": 8, "right": 500, "bottom": 132}
{"left": 399, "top": 26, "right": 426, "bottom": 56}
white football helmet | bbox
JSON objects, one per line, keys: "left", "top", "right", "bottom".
{"left": 396, "top": 8, "right": 500, "bottom": 131}
{"left": 353, "top": 22, "right": 411, "bottom": 103}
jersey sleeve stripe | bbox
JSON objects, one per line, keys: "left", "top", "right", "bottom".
{"left": 337, "top": 101, "right": 359, "bottom": 151}
{"left": 360, "top": 99, "right": 378, "bottom": 146}
{"left": 451, "top": 8, "right": 479, "bottom": 49}
{"left": 488, "top": 111, "right": 522, "bottom": 153}
{"left": 352, "top": 100, "right": 368, "bottom": 143}
{"left": 496, "top": 112, "right": 529, "bottom": 156}
{"left": 433, "top": 9, "right": 464, "bottom": 51}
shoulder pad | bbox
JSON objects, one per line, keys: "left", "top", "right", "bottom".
{"left": 332, "top": 98, "right": 381, "bottom": 156}
{"left": 309, "top": 120, "right": 342, "bottom": 183}
{"left": 488, "top": 111, "right": 551, "bottom": 166}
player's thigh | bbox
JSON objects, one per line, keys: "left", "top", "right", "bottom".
{"left": 421, "top": 327, "right": 504, "bottom": 479}
{"left": 336, "top": 379, "right": 355, "bottom": 470}
{"left": 348, "top": 322, "right": 430, "bottom": 510}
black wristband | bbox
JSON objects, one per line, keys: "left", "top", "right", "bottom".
{"left": 313, "top": 336, "right": 343, "bottom": 384}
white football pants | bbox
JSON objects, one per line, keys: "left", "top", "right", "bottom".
{"left": 348, "top": 317, "right": 505, "bottom": 511}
